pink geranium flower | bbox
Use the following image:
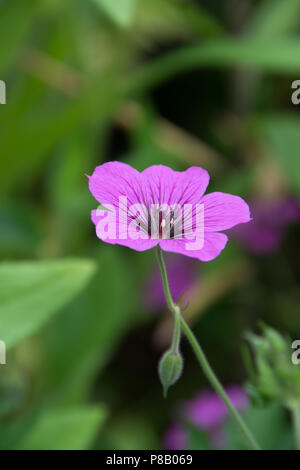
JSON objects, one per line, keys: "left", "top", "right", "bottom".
{"left": 88, "top": 162, "right": 251, "bottom": 261}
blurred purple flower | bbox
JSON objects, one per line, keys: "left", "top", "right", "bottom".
{"left": 146, "top": 254, "right": 197, "bottom": 310}
{"left": 164, "top": 422, "right": 186, "bottom": 451}
{"left": 229, "top": 197, "right": 300, "bottom": 254}
{"left": 164, "top": 385, "right": 248, "bottom": 450}
{"left": 185, "top": 385, "right": 248, "bottom": 428}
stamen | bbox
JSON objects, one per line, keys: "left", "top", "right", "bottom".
{"left": 159, "top": 211, "right": 164, "bottom": 238}
{"left": 170, "top": 210, "right": 175, "bottom": 239}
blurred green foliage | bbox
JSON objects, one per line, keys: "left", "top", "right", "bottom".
{"left": 93, "top": 0, "right": 137, "bottom": 27}
{"left": 246, "top": 325, "right": 300, "bottom": 410}
{"left": 1, "top": 0, "right": 300, "bottom": 450}
{"left": 0, "top": 258, "right": 95, "bottom": 348}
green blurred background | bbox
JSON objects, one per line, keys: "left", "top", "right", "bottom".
{"left": 1, "top": 0, "right": 300, "bottom": 450}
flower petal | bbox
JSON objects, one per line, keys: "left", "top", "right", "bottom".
{"left": 91, "top": 209, "right": 158, "bottom": 252}
{"left": 201, "top": 192, "right": 251, "bottom": 232}
{"left": 160, "top": 232, "right": 228, "bottom": 262}
{"left": 88, "top": 161, "right": 145, "bottom": 209}
{"left": 141, "top": 165, "right": 209, "bottom": 207}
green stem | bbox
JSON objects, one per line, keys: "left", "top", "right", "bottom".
{"left": 155, "top": 247, "right": 181, "bottom": 354}
{"left": 171, "top": 306, "right": 181, "bottom": 354}
{"left": 292, "top": 408, "right": 300, "bottom": 450}
{"left": 155, "top": 245, "right": 261, "bottom": 450}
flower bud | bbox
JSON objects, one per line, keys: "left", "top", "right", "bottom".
{"left": 158, "top": 349, "right": 183, "bottom": 398}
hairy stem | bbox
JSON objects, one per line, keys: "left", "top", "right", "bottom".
{"left": 155, "top": 245, "right": 261, "bottom": 450}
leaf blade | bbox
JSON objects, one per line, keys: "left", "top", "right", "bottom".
{"left": 0, "top": 259, "right": 96, "bottom": 348}
{"left": 15, "top": 406, "right": 106, "bottom": 450}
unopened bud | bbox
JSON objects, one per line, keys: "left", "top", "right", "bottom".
{"left": 158, "top": 349, "right": 183, "bottom": 398}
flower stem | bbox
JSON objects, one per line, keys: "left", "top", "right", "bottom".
{"left": 292, "top": 408, "right": 300, "bottom": 450}
{"left": 155, "top": 245, "right": 261, "bottom": 450}
{"left": 155, "top": 246, "right": 181, "bottom": 355}
{"left": 171, "top": 306, "right": 181, "bottom": 354}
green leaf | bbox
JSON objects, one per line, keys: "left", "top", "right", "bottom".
{"left": 256, "top": 113, "right": 300, "bottom": 194}
{"left": 40, "top": 247, "right": 143, "bottom": 405}
{"left": 135, "top": 0, "right": 223, "bottom": 39}
{"left": 129, "top": 38, "right": 300, "bottom": 92}
{"left": 93, "top": 0, "right": 137, "bottom": 27}
{"left": 0, "top": 0, "right": 40, "bottom": 74}
{"left": 248, "top": 0, "right": 300, "bottom": 38}
{"left": 0, "top": 259, "right": 96, "bottom": 348}
{"left": 15, "top": 406, "right": 106, "bottom": 450}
